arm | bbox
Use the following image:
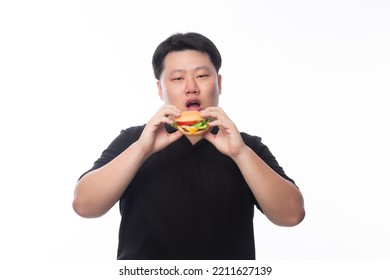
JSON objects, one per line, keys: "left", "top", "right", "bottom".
{"left": 232, "top": 145, "right": 305, "bottom": 226}
{"left": 72, "top": 105, "right": 182, "bottom": 218}
{"left": 202, "top": 107, "right": 305, "bottom": 227}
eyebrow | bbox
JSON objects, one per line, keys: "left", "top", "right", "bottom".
{"left": 169, "top": 66, "right": 211, "bottom": 75}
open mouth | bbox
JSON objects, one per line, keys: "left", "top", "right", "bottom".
{"left": 185, "top": 99, "right": 201, "bottom": 110}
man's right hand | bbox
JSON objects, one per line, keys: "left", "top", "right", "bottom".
{"left": 137, "top": 105, "right": 183, "bottom": 157}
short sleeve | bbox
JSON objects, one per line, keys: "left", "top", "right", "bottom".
{"left": 78, "top": 125, "right": 145, "bottom": 179}
{"left": 241, "top": 133, "right": 297, "bottom": 211}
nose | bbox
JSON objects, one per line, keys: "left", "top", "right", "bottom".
{"left": 185, "top": 77, "right": 199, "bottom": 95}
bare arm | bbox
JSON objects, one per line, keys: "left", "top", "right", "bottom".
{"left": 72, "top": 105, "right": 182, "bottom": 218}
{"left": 232, "top": 146, "right": 305, "bottom": 226}
{"left": 72, "top": 141, "right": 147, "bottom": 218}
{"left": 202, "top": 107, "right": 305, "bottom": 226}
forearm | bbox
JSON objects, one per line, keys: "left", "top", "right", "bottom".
{"left": 72, "top": 140, "right": 147, "bottom": 218}
{"left": 232, "top": 145, "right": 305, "bottom": 226}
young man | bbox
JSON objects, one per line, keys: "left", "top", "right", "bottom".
{"left": 73, "top": 32, "right": 305, "bottom": 260}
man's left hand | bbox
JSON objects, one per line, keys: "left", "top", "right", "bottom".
{"left": 201, "top": 107, "right": 246, "bottom": 158}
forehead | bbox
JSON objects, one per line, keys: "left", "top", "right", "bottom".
{"left": 163, "top": 50, "right": 213, "bottom": 71}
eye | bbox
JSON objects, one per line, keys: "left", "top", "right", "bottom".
{"left": 172, "top": 77, "right": 184, "bottom": 81}
{"left": 196, "top": 74, "right": 209, "bottom": 79}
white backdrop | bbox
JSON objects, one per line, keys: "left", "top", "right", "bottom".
{"left": 1, "top": 0, "right": 389, "bottom": 261}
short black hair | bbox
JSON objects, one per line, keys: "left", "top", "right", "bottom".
{"left": 152, "top": 32, "right": 222, "bottom": 79}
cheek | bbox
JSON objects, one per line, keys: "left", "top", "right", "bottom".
{"left": 161, "top": 91, "right": 171, "bottom": 103}
{"left": 161, "top": 84, "right": 181, "bottom": 103}
{"left": 212, "top": 82, "right": 221, "bottom": 103}
{"left": 213, "top": 92, "right": 220, "bottom": 104}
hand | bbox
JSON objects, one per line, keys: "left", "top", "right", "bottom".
{"left": 138, "top": 105, "right": 183, "bottom": 157}
{"left": 201, "top": 107, "right": 246, "bottom": 158}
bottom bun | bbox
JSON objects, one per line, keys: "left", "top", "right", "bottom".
{"left": 177, "top": 125, "right": 211, "bottom": 136}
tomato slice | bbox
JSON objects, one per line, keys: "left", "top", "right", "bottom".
{"left": 176, "top": 120, "right": 198, "bottom": 126}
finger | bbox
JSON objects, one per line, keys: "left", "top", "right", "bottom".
{"left": 201, "top": 109, "right": 229, "bottom": 122}
{"left": 158, "top": 106, "right": 181, "bottom": 118}
{"left": 148, "top": 106, "right": 180, "bottom": 128}
{"left": 168, "top": 130, "right": 183, "bottom": 142}
{"left": 202, "top": 130, "right": 216, "bottom": 144}
{"left": 206, "top": 114, "right": 231, "bottom": 127}
{"left": 201, "top": 106, "right": 226, "bottom": 116}
{"left": 150, "top": 116, "right": 175, "bottom": 127}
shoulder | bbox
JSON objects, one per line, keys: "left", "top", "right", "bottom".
{"left": 105, "top": 124, "right": 146, "bottom": 152}
{"left": 240, "top": 132, "right": 264, "bottom": 150}
{"left": 120, "top": 125, "right": 146, "bottom": 140}
{"left": 240, "top": 131, "right": 296, "bottom": 184}
{"left": 240, "top": 131, "right": 276, "bottom": 160}
{"left": 79, "top": 125, "right": 146, "bottom": 178}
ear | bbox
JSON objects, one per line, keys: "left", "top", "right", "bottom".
{"left": 218, "top": 74, "right": 222, "bottom": 95}
{"left": 157, "top": 80, "right": 164, "bottom": 100}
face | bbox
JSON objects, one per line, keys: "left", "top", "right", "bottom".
{"left": 157, "top": 50, "right": 222, "bottom": 111}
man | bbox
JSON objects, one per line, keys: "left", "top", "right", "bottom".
{"left": 73, "top": 32, "right": 305, "bottom": 260}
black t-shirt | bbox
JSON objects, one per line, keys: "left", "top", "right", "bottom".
{"left": 83, "top": 125, "right": 295, "bottom": 260}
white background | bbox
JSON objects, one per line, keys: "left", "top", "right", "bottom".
{"left": 1, "top": 0, "right": 389, "bottom": 261}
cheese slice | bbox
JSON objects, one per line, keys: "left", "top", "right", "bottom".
{"left": 182, "top": 125, "right": 199, "bottom": 134}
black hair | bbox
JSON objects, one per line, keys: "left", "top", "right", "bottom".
{"left": 152, "top": 32, "right": 222, "bottom": 79}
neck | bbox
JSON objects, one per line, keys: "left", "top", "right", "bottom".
{"left": 186, "top": 136, "right": 203, "bottom": 145}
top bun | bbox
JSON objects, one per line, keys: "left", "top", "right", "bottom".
{"left": 174, "top": 111, "right": 204, "bottom": 122}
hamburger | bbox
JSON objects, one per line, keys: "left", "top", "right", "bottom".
{"left": 172, "top": 111, "right": 211, "bottom": 136}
